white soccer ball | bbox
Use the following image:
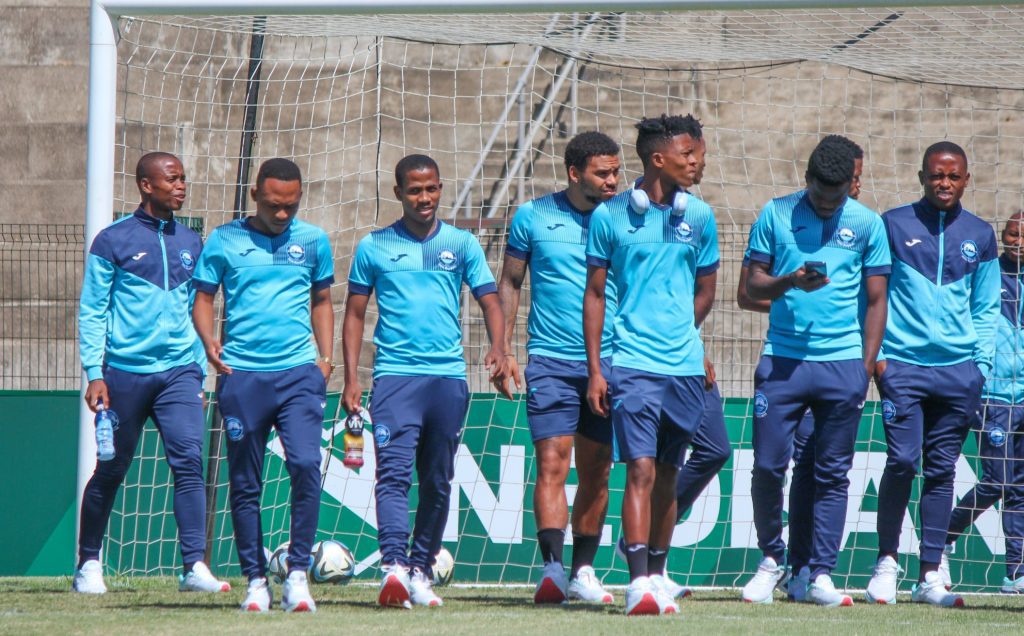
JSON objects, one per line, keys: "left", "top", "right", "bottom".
{"left": 308, "top": 540, "right": 355, "bottom": 585}
{"left": 268, "top": 542, "right": 290, "bottom": 583}
{"left": 432, "top": 547, "right": 455, "bottom": 587}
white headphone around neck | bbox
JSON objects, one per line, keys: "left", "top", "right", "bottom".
{"left": 628, "top": 184, "right": 689, "bottom": 217}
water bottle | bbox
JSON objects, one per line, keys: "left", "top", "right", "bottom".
{"left": 95, "top": 406, "right": 118, "bottom": 462}
{"left": 343, "top": 408, "right": 369, "bottom": 468}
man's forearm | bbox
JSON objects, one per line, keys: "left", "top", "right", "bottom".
{"left": 192, "top": 292, "right": 217, "bottom": 346}
{"left": 311, "top": 291, "right": 334, "bottom": 359}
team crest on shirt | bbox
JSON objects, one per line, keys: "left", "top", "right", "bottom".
{"left": 960, "top": 240, "right": 979, "bottom": 263}
{"left": 437, "top": 249, "right": 458, "bottom": 271}
{"left": 179, "top": 249, "right": 195, "bottom": 270}
{"left": 989, "top": 424, "right": 1007, "bottom": 448}
{"left": 373, "top": 423, "right": 392, "bottom": 448}
{"left": 753, "top": 392, "right": 769, "bottom": 418}
{"left": 287, "top": 243, "right": 306, "bottom": 264}
{"left": 674, "top": 220, "right": 694, "bottom": 243}
{"left": 836, "top": 227, "right": 856, "bottom": 246}
{"left": 882, "top": 399, "right": 897, "bottom": 422}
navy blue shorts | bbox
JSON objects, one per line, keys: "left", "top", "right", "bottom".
{"left": 524, "top": 355, "right": 612, "bottom": 444}
{"left": 609, "top": 366, "right": 705, "bottom": 467}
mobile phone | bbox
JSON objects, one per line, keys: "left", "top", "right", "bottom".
{"left": 804, "top": 261, "right": 827, "bottom": 278}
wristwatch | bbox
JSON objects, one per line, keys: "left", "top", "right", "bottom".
{"left": 318, "top": 356, "right": 336, "bottom": 372}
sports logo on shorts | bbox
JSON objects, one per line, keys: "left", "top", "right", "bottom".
{"left": 373, "top": 423, "right": 392, "bottom": 448}
{"left": 674, "top": 220, "right": 693, "bottom": 243}
{"left": 960, "top": 240, "right": 978, "bottom": 263}
{"left": 179, "top": 249, "right": 195, "bottom": 270}
{"left": 837, "top": 227, "right": 856, "bottom": 246}
{"left": 754, "top": 392, "right": 769, "bottom": 418}
{"left": 225, "top": 417, "right": 244, "bottom": 442}
{"left": 287, "top": 243, "right": 306, "bottom": 264}
{"left": 882, "top": 399, "right": 897, "bottom": 423}
{"left": 612, "top": 398, "right": 624, "bottom": 410}
{"left": 437, "top": 249, "right": 458, "bottom": 271}
{"left": 989, "top": 424, "right": 1007, "bottom": 448}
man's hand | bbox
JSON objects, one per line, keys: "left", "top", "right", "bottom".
{"left": 498, "top": 354, "right": 523, "bottom": 400}
{"left": 342, "top": 381, "right": 362, "bottom": 415}
{"left": 873, "top": 359, "right": 887, "bottom": 382}
{"left": 587, "top": 373, "right": 610, "bottom": 417}
{"left": 85, "top": 379, "right": 110, "bottom": 412}
{"left": 703, "top": 356, "right": 716, "bottom": 390}
{"left": 205, "top": 339, "right": 232, "bottom": 375}
{"left": 486, "top": 347, "right": 513, "bottom": 400}
{"left": 316, "top": 359, "right": 333, "bottom": 380}
{"left": 789, "top": 267, "right": 830, "bottom": 293}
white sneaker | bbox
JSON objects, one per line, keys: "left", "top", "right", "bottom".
{"left": 865, "top": 556, "right": 901, "bottom": 605}
{"left": 179, "top": 562, "right": 231, "bottom": 593}
{"left": 534, "top": 560, "right": 568, "bottom": 604}
{"left": 1001, "top": 575, "right": 1024, "bottom": 594}
{"left": 786, "top": 566, "right": 810, "bottom": 602}
{"left": 241, "top": 577, "right": 272, "bottom": 612}
{"left": 410, "top": 568, "right": 443, "bottom": 607}
{"left": 939, "top": 544, "right": 953, "bottom": 590}
{"left": 281, "top": 569, "right": 316, "bottom": 613}
{"left": 72, "top": 559, "right": 107, "bottom": 594}
{"left": 568, "top": 565, "right": 613, "bottom": 604}
{"left": 379, "top": 563, "right": 412, "bottom": 609}
{"left": 625, "top": 576, "right": 674, "bottom": 616}
{"left": 911, "top": 571, "right": 964, "bottom": 607}
{"left": 807, "top": 573, "right": 853, "bottom": 607}
{"left": 650, "top": 572, "right": 691, "bottom": 600}
{"left": 741, "top": 556, "right": 788, "bottom": 604}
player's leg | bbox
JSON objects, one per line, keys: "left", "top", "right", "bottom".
{"left": 869, "top": 360, "right": 926, "bottom": 604}
{"left": 1002, "top": 405, "right": 1024, "bottom": 592}
{"left": 786, "top": 409, "right": 816, "bottom": 600}
{"left": 75, "top": 366, "right": 155, "bottom": 594}
{"left": 804, "top": 359, "right": 866, "bottom": 607}
{"left": 148, "top": 362, "right": 228, "bottom": 592}
{"left": 370, "top": 375, "right": 425, "bottom": 609}
{"left": 407, "top": 377, "right": 468, "bottom": 608}
{"left": 745, "top": 356, "right": 805, "bottom": 603}
{"left": 675, "top": 382, "right": 730, "bottom": 519}
{"left": 910, "top": 361, "right": 981, "bottom": 607}
{"left": 273, "top": 363, "right": 328, "bottom": 612}
{"left": 219, "top": 369, "right": 276, "bottom": 611}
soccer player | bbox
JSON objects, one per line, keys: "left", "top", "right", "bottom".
{"left": 940, "top": 212, "right": 1024, "bottom": 594}
{"left": 735, "top": 135, "right": 865, "bottom": 601}
{"left": 584, "top": 114, "right": 718, "bottom": 616}
{"left": 497, "top": 131, "right": 620, "bottom": 605}
{"left": 342, "top": 154, "right": 510, "bottom": 609}
{"left": 192, "top": 158, "right": 334, "bottom": 613}
{"left": 74, "top": 152, "right": 228, "bottom": 596}
{"left": 865, "top": 142, "right": 999, "bottom": 607}
{"left": 741, "top": 136, "right": 889, "bottom": 607}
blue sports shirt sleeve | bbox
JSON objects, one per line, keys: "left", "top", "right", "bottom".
{"left": 585, "top": 207, "right": 613, "bottom": 269}
{"left": 863, "top": 215, "right": 893, "bottom": 276}
{"left": 312, "top": 231, "right": 335, "bottom": 291}
{"left": 463, "top": 234, "right": 497, "bottom": 298}
{"left": 747, "top": 202, "right": 774, "bottom": 264}
{"left": 191, "top": 230, "right": 224, "bottom": 295}
{"left": 78, "top": 235, "right": 116, "bottom": 382}
{"left": 696, "top": 208, "right": 720, "bottom": 276}
{"left": 348, "top": 235, "right": 376, "bottom": 296}
{"left": 972, "top": 236, "right": 1001, "bottom": 377}
{"left": 506, "top": 203, "right": 533, "bottom": 260}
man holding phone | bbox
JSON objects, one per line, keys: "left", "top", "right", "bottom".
{"left": 740, "top": 136, "right": 890, "bottom": 606}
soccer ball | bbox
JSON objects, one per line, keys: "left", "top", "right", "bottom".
{"left": 432, "top": 547, "right": 455, "bottom": 587}
{"left": 268, "top": 542, "right": 290, "bottom": 583}
{"left": 308, "top": 540, "right": 355, "bottom": 585}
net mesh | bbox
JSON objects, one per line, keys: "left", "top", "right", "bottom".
{"left": 99, "top": 8, "right": 1024, "bottom": 592}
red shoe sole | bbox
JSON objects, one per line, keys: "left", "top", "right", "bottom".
{"left": 952, "top": 597, "right": 965, "bottom": 608}
{"left": 245, "top": 603, "right": 263, "bottom": 612}
{"left": 378, "top": 576, "right": 411, "bottom": 608}
{"left": 534, "top": 578, "right": 566, "bottom": 604}
{"left": 290, "top": 601, "right": 311, "bottom": 612}
{"left": 680, "top": 589, "right": 693, "bottom": 599}
{"left": 220, "top": 583, "right": 232, "bottom": 592}
{"left": 840, "top": 596, "right": 854, "bottom": 607}
{"left": 627, "top": 593, "right": 660, "bottom": 616}
{"left": 600, "top": 594, "right": 614, "bottom": 604}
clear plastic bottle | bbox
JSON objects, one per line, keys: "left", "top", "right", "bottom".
{"left": 343, "top": 408, "right": 370, "bottom": 468}
{"left": 95, "top": 406, "right": 118, "bottom": 461}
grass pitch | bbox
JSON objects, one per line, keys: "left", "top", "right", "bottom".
{"left": 2, "top": 577, "right": 1022, "bottom": 636}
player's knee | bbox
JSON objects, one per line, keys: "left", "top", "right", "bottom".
{"left": 884, "top": 451, "right": 919, "bottom": 477}
{"left": 751, "top": 459, "right": 787, "bottom": 483}
{"left": 285, "top": 455, "right": 321, "bottom": 480}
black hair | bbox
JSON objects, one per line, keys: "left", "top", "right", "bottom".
{"left": 135, "top": 151, "right": 181, "bottom": 184}
{"left": 922, "top": 141, "right": 968, "bottom": 172}
{"left": 395, "top": 154, "right": 440, "bottom": 188}
{"left": 634, "top": 114, "right": 703, "bottom": 168}
{"left": 822, "top": 134, "right": 863, "bottom": 160}
{"left": 806, "top": 136, "right": 855, "bottom": 186}
{"left": 563, "top": 131, "right": 620, "bottom": 172}
{"left": 255, "top": 157, "right": 302, "bottom": 190}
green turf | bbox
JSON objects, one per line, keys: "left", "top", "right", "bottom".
{"left": 2, "top": 578, "right": 1022, "bottom": 635}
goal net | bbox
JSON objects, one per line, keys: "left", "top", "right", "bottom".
{"left": 98, "top": 7, "right": 1024, "bottom": 593}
